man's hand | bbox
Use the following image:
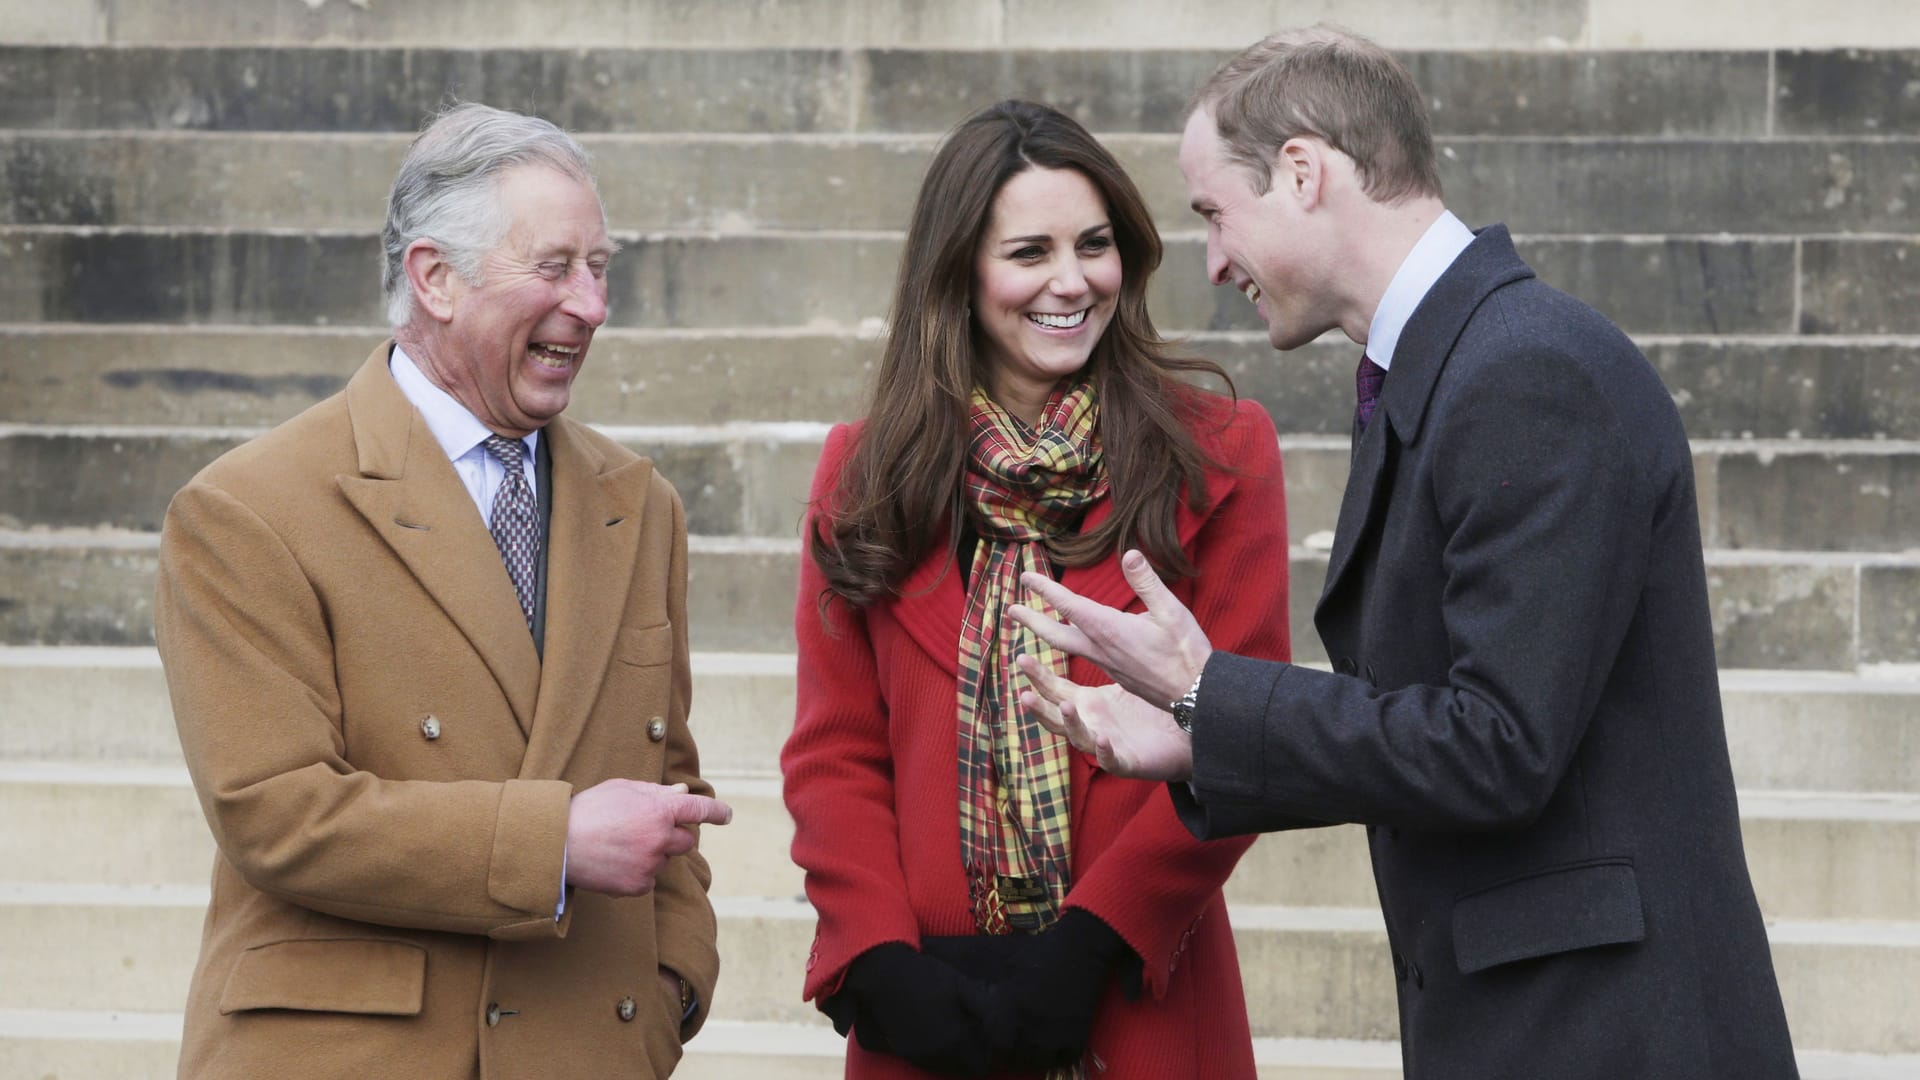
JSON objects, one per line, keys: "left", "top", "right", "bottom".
{"left": 1007, "top": 549, "right": 1213, "bottom": 707}
{"left": 1016, "top": 654, "right": 1194, "bottom": 782}
{"left": 565, "top": 779, "right": 732, "bottom": 897}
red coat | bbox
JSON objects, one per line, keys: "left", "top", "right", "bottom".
{"left": 782, "top": 395, "right": 1291, "bottom": 1079}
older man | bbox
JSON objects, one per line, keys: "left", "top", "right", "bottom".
{"left": 155, "top": 103, "right": 730, "bottom": 1078}
{"left": 1012, "top": 27, "right": 1797, "bottom": 1080}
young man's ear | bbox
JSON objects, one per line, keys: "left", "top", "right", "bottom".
{"left": 1276, "top": 137, "right": 1325, "bottom": 208}
{"left": 403, "top": 239, "right": 458, "bottom": 323}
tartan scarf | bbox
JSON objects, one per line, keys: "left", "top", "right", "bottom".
{"left": 955, "top": 379, "right": 1108, "bottom": 947}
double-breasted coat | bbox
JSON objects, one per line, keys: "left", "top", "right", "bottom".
{"left": 155, "top": 344, "right": 719, "bottom": 1078}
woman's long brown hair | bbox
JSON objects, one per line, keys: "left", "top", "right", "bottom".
{"left": 812, "top": 100, "right": 1233, "bottom": 608}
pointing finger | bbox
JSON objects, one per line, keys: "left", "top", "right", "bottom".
{"left": 670, "top": 794, "right": 733, "bottom": 827}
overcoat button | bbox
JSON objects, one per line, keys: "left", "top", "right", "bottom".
{"left": 421, "top": 715, "right": 441, "bottom": 740}
{"left": 647, "top": 716, "right": 667, "bottom": 742}
{"left": 486, "top": 1002, "right": 502, "bottom": 1026}
{"left": 1335, "top": 657, "right": 1358, "bottom": 676}
{"left": 1410, "top": 962, "right": 1425, "bottom": 989}
{"left": 1364, "top": 664, "right": 1377, "bottom": 685}
{"left": 617, "top": 996, "right": 637, "bottom": 1022}
{"left": 1391, "top": 952, "right": 1407, "bottom": 981}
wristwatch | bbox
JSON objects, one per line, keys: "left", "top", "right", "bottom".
{"left": 1169, "top": 669, "right": 1204, "bottom": 733}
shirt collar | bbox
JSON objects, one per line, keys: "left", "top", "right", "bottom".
{"left": 1364, "top": 209, "right": 1475, "bottom": 372}
{"left": 389, "top": 343, "right": 539, "bottom": 463}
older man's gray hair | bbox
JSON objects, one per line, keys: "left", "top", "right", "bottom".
{"left": 380, "top": 103, "right": 600, "bottom": 327}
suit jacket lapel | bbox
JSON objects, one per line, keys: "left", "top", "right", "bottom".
{"left": 521, "top": 418, "right": 648, "bottom": 779}
{"left": 1315, "top": 225, "right": 1537, "bottom": 621}
{"left": 335, "top": 344, "right": 542, "bottom": 734}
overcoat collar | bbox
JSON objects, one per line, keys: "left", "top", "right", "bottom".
{"left": 335, "top": 342, "right": 648, "bottom": 769}
{"left": 1317, "top": 225, "right": 1535, "bottom": 614}
{"left": 887, "top": 465, "right": 1244, "bottom": 676}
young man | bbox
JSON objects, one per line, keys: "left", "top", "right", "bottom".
{"left": 1012, "top": 27, "right": 1797, "bottom": 1079}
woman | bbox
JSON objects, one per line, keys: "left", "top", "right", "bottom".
{"left": 782, "top": 100, "right": 1291, "bottom": 1079}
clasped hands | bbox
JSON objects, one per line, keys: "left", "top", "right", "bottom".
{"left": 1007, "top": 549, "right": 1215, "bottom": 782}
{"left": 828, "top": 909, "right": 1134, "bottom": 1076}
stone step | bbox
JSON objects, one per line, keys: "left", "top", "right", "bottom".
{"left": 0, "top": 44, "right": 1824, "bottom": 136}
{"left": 15, "top": 0, "right": 1920, "bottom": 51}
{"left": 6, "top": 532, "right": 1919, "bottom": 667}
{"left": 5, "top": 326, "right": 1917, "bottom": 442}
{"left": 7, "top": 764, "right": 1916, "bottom": 923}
{"left": 7, "top": 131, "right": 1918, "bottom": 238}
{"left": 10, "top": 650, "right": 1920, "bottom": 794}
{"left": 5, "top": 225, "right": 1874, "bottom": 336}
{"left": 0, "top": 647, "right": 802, "bottom": 771}
{"left": 5, "top": 1006, "right": 1917, "bottom": 1080}
{"left": 3, "top": 327, "right": 1914, "bottom": 451}
{"left": 1, "top": 886, "right": 1914, "bottom": 1053}
{"left": 6, "top": 422, "right": 1919, "bottom": 553}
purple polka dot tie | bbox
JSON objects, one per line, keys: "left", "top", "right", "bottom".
{"left": 1355, "top": 353, "right": 1387, "bottom": 433}
{"left": 482, "top": 435, "right": 538, "bottom": 631}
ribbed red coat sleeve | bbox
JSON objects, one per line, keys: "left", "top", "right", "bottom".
{"left": 782, "top": 423, "right": 924, "bottom": 1001}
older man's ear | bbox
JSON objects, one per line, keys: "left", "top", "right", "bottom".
{"left": 403, "top": 238, "right": 459, "bottom": 324}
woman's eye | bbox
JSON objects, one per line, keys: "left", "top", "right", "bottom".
{"left": 1012, "top": 246, "right": 1046, "bottom": 261}
{"left": 1081, "top": 236, "right": 1113, "bottom": 254}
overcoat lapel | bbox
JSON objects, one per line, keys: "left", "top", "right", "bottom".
{"left": 335, "top": 345, "right": 542, "bottom": 733}
{"left": 521, "top": 419, "right": 649, "bottom": 779}
{"left": 1314, "top": 226, "right": 1535, "bottom": 622}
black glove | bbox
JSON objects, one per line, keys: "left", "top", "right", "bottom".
{"left": 820, "top": 942, "right": 995, "bottom": 1077}
{"left": 984, "top": 909, "right": 1135, "bottom": 1072}
{"left": 921, "top": 932, "right": 1026, "bottom": 982}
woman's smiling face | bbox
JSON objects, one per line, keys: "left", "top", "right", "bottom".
{"left": 971, "top": 166, "right": 1121, "bottom": 424}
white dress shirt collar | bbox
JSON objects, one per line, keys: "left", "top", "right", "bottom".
{"left": 1364, "top": 210, "right": 1475, "bottom": 372}
{"left": 389, "top": 343, "right": 539, "bottom": 466}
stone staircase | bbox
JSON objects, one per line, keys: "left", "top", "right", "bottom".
{"left": 2, "top": 4, "right": 1918, "bottom": 1078}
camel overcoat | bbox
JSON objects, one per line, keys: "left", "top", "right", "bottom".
{"left": 155, "top": 343, "right": 719, "bottom": 1079}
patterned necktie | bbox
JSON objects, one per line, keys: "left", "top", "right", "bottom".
{"left": 1355, "top": 353, "right": 1387, "bottom": 433}
{"left": 482, "top": 435, "right": 538, "bottom": 631}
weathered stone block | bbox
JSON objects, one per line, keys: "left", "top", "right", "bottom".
{"left": 608, "top": 233, "right": 902, "bottom": 330}
{"left": 1860, "top": 564, "right": 1920, "bottom": 665}
{"left": 686, "top": 546, "right": 800, "bottom": 652}
{"left": 0, "top": 545, "right": 159, "bottom": 646}
{"left": 0, "top": 432, "right": 234, "bottom": 531}
{"left": 1405, "top": 50, "right": 1770, "bottom": 136}
{"left": 0, "top": 230, "right": 380, "bottom": 324}
{"left": 1706, "top": 561, "right": 1857, "bottom": 670}
{"left": 0, "top": 328, "right": 878, "bottom": 428}
{"left": 82, "top": 0, "right": 999, "bottom": 50}
{"left": 629, "top": 441, "right": 747, "bottom": 536}
{"left": 1800, "top": 239, "right": 1920, "bottom": 335}
{"left": 1517, "top": 236, "right": 1796, "bottom": 335}
{"left": 1646, "top": 340, "right": 1920, "bottom": 441}
{"left": 0, "top": 132, "right": 405, "bottom": 228}
{"left": 1438, "top": 138, "right": 1920, "bottom": 236}
{"left": 1775, "top": 49, "right": 1920, "bottom": 135}
{"left": 1713, "top": 451, "right": 1920, "bottom": 552}
{"left": 0, "top": 46, "right": 864, "bottom": 133}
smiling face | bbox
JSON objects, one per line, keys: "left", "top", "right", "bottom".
{"left": 971, "top": 166, "right": 1121, "bottom": 424}
{"left": 424, "top": 164, "right": 613, "bottom": 436}
{"left": 1179, "top": 108, "right": 1335, "bottom": 352}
